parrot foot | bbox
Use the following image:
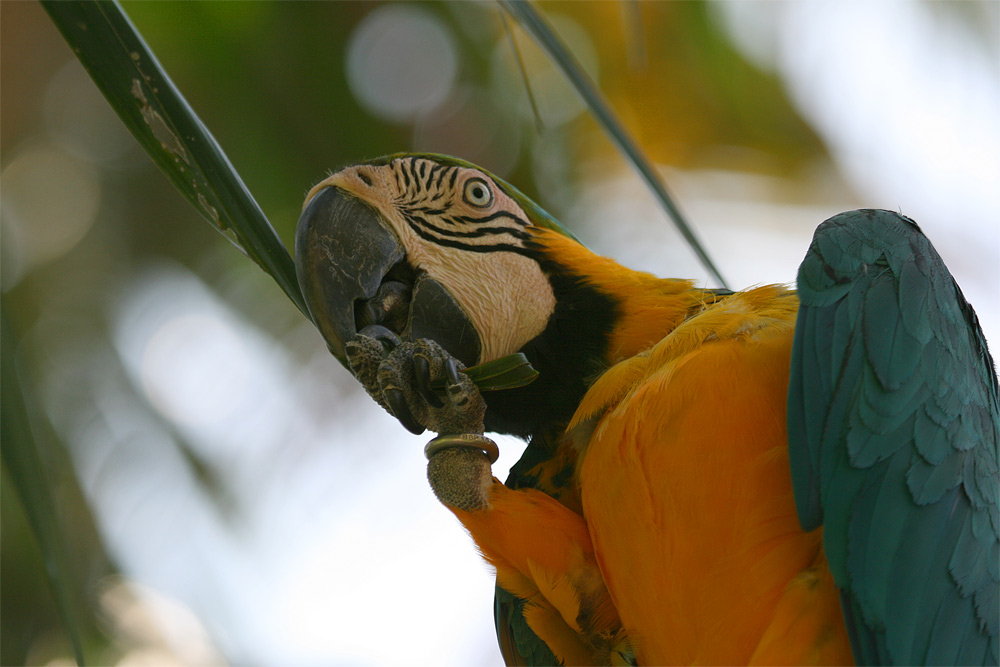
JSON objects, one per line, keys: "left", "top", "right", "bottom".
{"left": 425, "top": 444, "right": 494, "bottom": 512}
{"left": 345, "top": 331, "right": 486, "bottom": 436}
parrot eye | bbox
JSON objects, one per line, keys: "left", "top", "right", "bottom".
{"left": 463, "top": 178, "right": 494, "bottom": 208}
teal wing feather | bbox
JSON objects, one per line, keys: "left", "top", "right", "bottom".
{"left": 494, "top": 584, "right": 559, "bottom": 666}
{"left": 788, "top": 209, "right": 999, "bottom": 665}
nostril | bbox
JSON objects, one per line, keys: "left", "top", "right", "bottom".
{"left": 357, "top": 169, "right": 373, "bottom": 187}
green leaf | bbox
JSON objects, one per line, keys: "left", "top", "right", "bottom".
{"left": 41, "top": 0, "right": 309, "bottom": 319}
{"left": 499, "top": 0, "right": 730, "bottom": 290}
{"left": 1, "top": 314, "right": 87, "bottom": 666}
{"left": 434, "top": 352, "right": 539, "bottom": 392}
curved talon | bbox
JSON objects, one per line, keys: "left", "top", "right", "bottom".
{"left": 414, "top": 355, "right": 444, "bottom": 409}
{"left": 444, "top": 357, "right": 461, "bottom": 385}
{"left": 384, "top": 388, "right": 425, "bottom": 435}
{"left": 425, "top": 433, "right": 500, "bottom": 464}
{"left": 358, "top": 324, "right": 401, "bottom": 354}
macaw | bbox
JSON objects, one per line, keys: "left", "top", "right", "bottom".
{"left": 294, "top": 154, "right": 998, "bottom": 666}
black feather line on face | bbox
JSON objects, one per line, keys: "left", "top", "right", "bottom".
{"left": 430, "top": 163, "right": 448, "bottom": 192}
{"left": 455, "top": 210, "right": 530, "bottom": 228}
{"left": 400, "top": 162, "right": 411, "bottom": 190}
{"left": 404, "top": 217, "right": 532, "bottom": 256}
{"left": 406, "top": 212, "right": 531, "bottom": 241}
{"left": 407, "top": 206, "right": 449, "bottom": 216}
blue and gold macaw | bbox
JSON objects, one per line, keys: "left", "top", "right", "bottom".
{"left": 295, "top": 154, "right": 998, "bottom": 665}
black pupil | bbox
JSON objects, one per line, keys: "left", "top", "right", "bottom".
{"left": 473, "top": 186, "right": 485, "bottom": 199}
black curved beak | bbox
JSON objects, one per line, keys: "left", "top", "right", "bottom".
{"left": 295, "top": 186, "right": 405, "bottom": 361}
{"left": 294, "top": 185, "right": 481, "bottom": 368}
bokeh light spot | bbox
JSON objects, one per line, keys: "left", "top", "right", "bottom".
{"left": 346, "top": 5, "right": 458, "bottom": 123}
{"left": 1, "top": 142, "right": 101, "bottom": 286}
{"left": 492, "top": 13, "right": 600, "bottom": 128}
{"left": 140, "top": 313, "right": 251, "bottom": 430}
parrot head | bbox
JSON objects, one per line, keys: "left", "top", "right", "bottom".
{"left": 295, "top": 154, "right": 578, "bottom": 369}
{"left": 295, "top": 153, "right": 704, "bottom": 437}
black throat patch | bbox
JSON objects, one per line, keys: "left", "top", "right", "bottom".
{"left": 483, "top": 250, "right": 619, "bottom": 440}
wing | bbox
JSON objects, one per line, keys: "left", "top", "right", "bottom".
{"left": 494, "top": 584, "right": 558, "bottom": 666}
{"left": 788, "top": 209, "right": 999, "bottom": 665}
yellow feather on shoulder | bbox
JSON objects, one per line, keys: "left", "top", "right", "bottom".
{"left": 570, "top": 285, "right": 798, "bottom": 431}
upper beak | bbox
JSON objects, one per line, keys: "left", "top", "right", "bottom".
{"left": 294, "top": 186, "right": 405, "bottom": 361}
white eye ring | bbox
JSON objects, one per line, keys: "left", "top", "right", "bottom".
{"left": 463, "top": 178, "right": 493, "bottom": 208}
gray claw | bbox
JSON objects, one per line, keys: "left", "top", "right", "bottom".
{"left": 414, "top": 355, "right": 444, "bottom": 409}
{"left": 443, "top": 358, "right": 470, "bottom": 407}
{"left": 358, "top": 324, "right": 401, "bottom": 353}
{"left": 384, "top": 388, "right": 425, "bottom": 435}
{"left": 445, "top": 357, "right": 461, "bottom": 385}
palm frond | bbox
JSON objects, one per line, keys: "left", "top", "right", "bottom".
{"left": 41, "top": 0, "right": 308, "bottom": 318}
{"left": 1, "top": 314, "right": 87, "bottom": 666}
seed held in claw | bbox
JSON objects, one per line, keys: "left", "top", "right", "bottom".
{"left": 424, "top": 433, "right": 500, "bottom": 464}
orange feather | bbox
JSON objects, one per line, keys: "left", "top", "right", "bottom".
{"left": 450, "top": 481, "right": 627, "bottom": 665}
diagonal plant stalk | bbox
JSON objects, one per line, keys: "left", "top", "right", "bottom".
{"left": 42, "top": 0, "right": 309, "bottom": 319}
{"left": 500, "top": 9, "right": 545, "bottom": 134}
{"left": 500, "top": 0, "right": 730, "bottom": 290}
{"left": 1, "top": 314, "right": 87, "bottom": 666}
